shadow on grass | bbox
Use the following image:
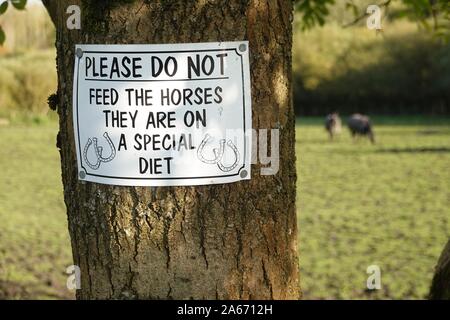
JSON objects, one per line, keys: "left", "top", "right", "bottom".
{"left": 415, "top": 129, "right": 450, "bottom": 136}
{"left": 367, "top": 129, "right": 450, "bottom": 136}
{"left": 0, "top": 279, "right": 74, "bottom": 300}
{"left": 376, "top": 147, "right": 450, "bottom": 154}
{"left": 295, "top": 138, "right": 335, "bottom": 144}
{"left": 298, "top": 145, "right": 450, "bottom": 155}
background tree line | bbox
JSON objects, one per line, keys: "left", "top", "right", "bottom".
{"left": 293, "top": 0, "right": 450, "bottom": 116}
{"left": 1, "top": 0, "right": 449, "bottom": 119}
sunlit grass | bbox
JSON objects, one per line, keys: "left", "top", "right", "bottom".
{"left": 0, "top": 117, "right": 449, "bottom": 299}
{"left": 297, "top": 116, "right": 450, "bottom": 299}
{"left": 0, "top": 122, "right": 73, "bottom": 299}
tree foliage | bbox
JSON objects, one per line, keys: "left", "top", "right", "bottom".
{"left": 294, "top": 0, "right": 336, "bottom": 30}
{"left": 294, "top": 0, "right": 450, "bottom": 36}
{"left": 1, "top": 0, "right": 449, "bottom": 45}
{"left": 0, "top": 0, "right": 27, "bottom": 44}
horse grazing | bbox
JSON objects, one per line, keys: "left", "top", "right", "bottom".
{"left": 325, "top": 113, "right": 342, "bottom": 140}
{"left": 347, "top": 114, "right": 375, "bottom": 144}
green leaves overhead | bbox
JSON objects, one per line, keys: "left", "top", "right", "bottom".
{"left": 11, "top": 0, "right": 27, "bottom": 10}
{"left": 0, "top": 1, "right": 9, "bottom": 15}
{"left": 0, "top": 0, "right": 5, "bottom": 45}
{"left": 0, "top": 0, "right": 27, "bottom": 14}
{"left": 294, "top": 0, "right": 449, "bottom": 37}
{"left": 294, "top": 0, "right": 335, "bottom": 30}
{"left": 0, "top": 26, "right": 5, "bottom": 45}
{"left": 0, "top": 0, "right": 27, "bottom": 46}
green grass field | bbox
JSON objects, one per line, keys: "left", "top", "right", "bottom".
{"left": 297, "top": 116, "right": 450, "bottom": 299}
{"left": 0, "top": 123, "right": 73, "bottom": 299}
{"left": 0, "top": 117, "right": 449, "bottom": 299}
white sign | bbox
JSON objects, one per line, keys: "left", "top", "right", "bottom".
{"left": 72, "top": 42, "right": 252, "bottom": 186}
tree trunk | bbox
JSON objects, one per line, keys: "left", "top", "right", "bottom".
{"left": 430, "top": 239, "right": 450, "bottom": 299}
{"left": 43, "top": 0, "right": 299, "bottom": 299}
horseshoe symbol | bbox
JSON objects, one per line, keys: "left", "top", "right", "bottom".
{"left": 197, "top": 134, "right": 240, "bottom": 172}
{"left": 95, "top": 132, "right": 116, "bottom": 162}
{"left": 83, "top": 132, "right": 116, "bottom": 170}
{"left": 197, "top": 134, "right": 225, "bottom": 164}
{"left": 217, "top": 141, "right": 239, "bottom": 172}
{"left": 83, "top": 138, "right": 101, "bottom": 170}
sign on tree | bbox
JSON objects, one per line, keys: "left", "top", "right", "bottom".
{"left": 73, "top": 42, "right": 252, "bottom": 186}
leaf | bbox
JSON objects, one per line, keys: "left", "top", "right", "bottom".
{"left": 0, "top": 1, "right": 8, "bottom": 15}
{"left": 11, "top": 0, "right": 27, "bottom": 10}
{"left": 345, "top": 1, "right": 359, "bottom": 18}
{"left": 0, "top": 25, "right": 5, "bottom": 45}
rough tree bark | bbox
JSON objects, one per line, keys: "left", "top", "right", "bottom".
{"left": 42, "top": 0, "right": 299, "bottom": 299}
{"left": 429, "top": 239, "right": 450, "bottom": 299}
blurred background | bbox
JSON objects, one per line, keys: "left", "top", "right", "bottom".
{"left": 0, "top": 0, "right": 449, "bottom": 299}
